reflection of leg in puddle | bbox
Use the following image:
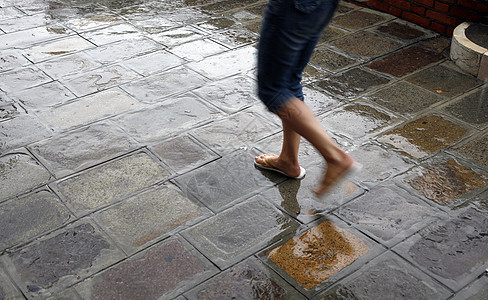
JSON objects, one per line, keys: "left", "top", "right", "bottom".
{"left": 278, "top": 179, "right": 301, "bottom": 216}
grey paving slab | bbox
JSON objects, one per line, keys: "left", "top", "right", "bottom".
{"left": 0, "top": 7, "right": 25, "bottom": 22}
{"left": 38, "top": 88, "right": 141, "bottom": 130}
{"left": 53, "top": 151, "right": 170, "bottom": 216}
{"left": 316, "top": 26, "right": 349, "bottom": 46}
{"left": 151, "top": 135, "right": 219, "bottom": 174}
{"left": 75, "top": 237, "right": 218, "bottom": 300}
{"left": 0, "top": 66, "right": 52, "bottom": 93}
{"left": 181, "top": 195, "right": 300, "bottom": 269}
{"left": 113, "top": 93, "right": 219, "bottom": 143}
{"left": 199, "top": 0, "right": 261, "bottom": 14}
{"left": 2, "top": 219, "right": 125, "bottom": 299}
{"left": 406, "top": 63, "right": 484, "bottom": 98}
{"left": 316, "top": 251, "right": 452, "bottom": 299}
{"left": 184, "top": 257, "right": 305, "bottom": 299}
{"left": 309, "top": 47, "right": 358, "bottom": 73}
{"left": 62, "top": 64, "right": 142, "bottom": 97}
{"left": 470, "top": 188, "right": 488, "bottom": 211}
{"left": 122, "top": 49, "right": 184, "bottom": 76}
{"left": 336, "top": 184, "right": 445, "bottom": 246}
{"left": 0, "top": 151, "right": 52, "bottom": 201}
{"left": 121, "top": 66, "right": 208, "bottom": 103}
{"left": 331, "top": 9, "right": 391, "bottom": 31}
{"left": 393, "top": 206, "right": 488, "bottom": 292}
{"left": 318, "top": 101, "right": 402, "bottom": 143}
{"left": 0, "top": 189, "right": 71, "bottom": 251}
{"left": 192, "top": 75, "right": 258, "bottom": 114}
{"left": 28, "top": 121, "right": 140, "bottom": 178}
{"left": 397, "top": 153, "right": 488, "bottom": 208}
{"left": 451, "top": 276, "right": 488, "bottom": 300}
{"left": 450, "top": 129, "right": 488, "bottom": 170}
{"left": 23, "top": 35, "right": 95, "bottom": 63}
{"left": 37, "top": 52, "right": 103, "bottom": 80}
{"left": 376, "top": 20, "right": 431, "bottom": 42}
{"left": 0, "top": 25, "right": 71, "bottom": 50}
{"left": 187, "top": 45, "right": 257, "bottom": 79}
{"left": 377, "top": 114, "right": 471, "bottom": 159}
{"left": 314, "top": 68, "right": 390, "bottom": 101}
{"left": 148, "top": 26, "right": 206, "bottom": 47}
{"left": 175, "top": 149, "right": 283, "bottom": 212}
{"left": 83, "top": 38, "right": 161, "bottom": 65}
{"left": 330, "top": 31, "right": 401, "bottom": 60}
{"left": 93, "top": 184, "right": 211, "bottom": 254}
{"left": 0, "top": 114, "right": 52, "bottom": 154}
{"left": 189, "top": 110, "right": 280, "bottom": 155}
{"left": 63, "top": 11, "right": 123, "bottom": 32}
{"left": 170, "top": 38, "right": 227, "bottom": 61}
{"left": 258, "top": 215, "right": 383, "bottom": 298}
{"left": 366, "top": 81, "right": 446, "bottom": 117}
{"left": 128, "top": 15, "right": 177, "bottom": 34}
{"left": 81, "top": 23, "right": 144, "bottom": 46}
{"left": 439, "top": 87, "right": 488, "bottom": 129}
{"left": 0, "top": 102, "right": 21, "bottom": 121}
{"left": 9, "top": 81, "right": 76, "bottom": 109}
{"left": 0, "top": 264, "right": 24, "bottom": 300}
{"left": 0, "top": 49, "right": 31, "bottom": 72}
{"left": 211, "top": 27, "right": 258, "bottom": 48}
{"left": 302, "top": 86, "right": 342, "bottom": 116}
{"left": 0, "top": 13, "right": 54, "bottom": 33}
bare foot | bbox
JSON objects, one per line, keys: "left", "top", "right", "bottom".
{"left": 313, "top": 153, "right": 356, "bottom": 196}
{"left": 254, "top": 154, "right": 303, "bottom": 178}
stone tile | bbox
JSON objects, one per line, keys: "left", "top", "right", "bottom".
{"left": 399, "top": 154, "right": 488, "bottom": 207}
{"left": 310, "top": 47, "right": 358, "bottom": 73}
{"left": 260, "top": 163, "right": 364, "bottom": 224}
{"left": 187, "top": 45, "right": 256, "bottom": 79}
{"left": 470, "top": 188, "right": 488, "bottom": 211}
{"left": 393, "top": 207, "right": 488, "bottom": 292}
{"left": 54, "top": 152, "right": 170, "bottom": 216}
{"left": 114, "top": 94, "right": 218, "bottom": 143}
{"left": 376, "top": 21, "right": 428, "bottom": 41}
{"left": 170, "top": 39, "right": 227, "bottom": 61}
{"left": 0, "top": 49, "right": 31, "bottom": 71}
{"left": 184, "top": 257, "right": 305, "bottom": 299}
{"left": 0, "top": 264, "right": 24, "bottom": 300}
{"left": 0, "top": 151, "right": 52, "bottom": 201}
{"left": 302, "top": 86, "right": 342, "bottom": 115}
{"left": 75, "top": 237, "right": 218, "bottom": 300}
{"left": 127, "top": 15, "right": 177, "bottom": 34}
{"left": 175, "top": 150, "right": 283, "bottom": 212}
{"left": 439, "top": 88, "right": 488, "bottom": 129}
{"left": 189, "top": 110, "right": 280, "bottom": 155}
{"left": 330, "top": 31, "right": 401, "bottom": 60}
{"left": 450, "top": 130, "right": 488, "bottom": 170}
{"left": 29, "top": 121, "right": 139, "bottom": 178}
{"left": 0, "top": 102, "right": 21, "bottom": 121}
{"left": 23, "top": 35, "right": 95, "bottom": 63}
{"left": 314, "top": 68, "right": 389, "bottom": 101}
{"left": 37, "top": 52, "right": 102, "bottom": 80}
{"left": 0, "top": 66, "right": 52, "bottom": 93}
{"left": 81, "top": 23, "right": 144, "bottom": 46}
{"left": 378, "top": 115, "right": 470, "bottom": 159}
{"left": 122, "top": 49, "right": 184, "bottom": 76}
{"left": 337, "top": 184, "right": 444, "bottom": 246}
{"left": 9, "top": 81, "right": 76, "bottom": 109}
{"left": 64, "top": 11, "right": 123, "bottom": 32}
{"left": 0, "top": 114, "right": 52, "bottom": 154}
{"left": 318, "top": 101, "right": 401, "bottom": 142}
{"left": 39, "top": 89, "right": 140, "bottom": 130}
{"left": 332, "top": 10, "right": 389, "bottom": 31}
{"left": 244, "top": 21, "right": 261, "bottom": 35}
{"left": 63, "top": 64, "right": 142, "bottom": 97}
{"left": 367, "top": 45, "right": 445, "bottom": 77}
{"left": 192, "top": 75, "right": 258, "bottom": 114}
{"left": 84, "top": 38, "right": 160, "bottom": 65}
{"left": 420, "top": 36, "right": 451, "bottom": 55}
{"left": 452, "top": 276, "right": 488, "bottom": 300}
{"left": 148, "top": 26, "right": 206, "bottom": 47}
{"left": 210, "top": 28, "right": 258, "bottom": 48}
{"left": 199, "top": 0, "right": 259, "bottom": 14}
{"left": 121, "top": 66, "right": 208, "bottom": 103}
{"left": 0, "top": 189, "right": 71, "bottom": 251}
{"left": 0, "top": 25, "right": 71, "bottom": 50}
{"left": 316, "top": 26, "right": 349, "bottom": 45}
{"left": 260, "top": 216, "right": 379, "bottom": 297}
{"left": 406, "top": 64, "right": 484, "bottom": 98}
{"left": 2, "top": 220, "right": 124, "bottom": 299}
{"left": 181, "top": 195, "right": 300, "bottom": 269}
{"left": 94, "top": 184, "right": 211, "bottom": 254}
{"left": 366, "top": 81, "right": 446, "bottom": 117}
{"left": 347, "top": 141, "right": 415, "bottom": 188}
{"left": 151, "top": 135, "right": 218, "bottom": 174}
{"left": 317, "top": 251, "right": 452, "bottom": 299}
{"left": 0, "top": 12, "right": 48, "bottom": 33}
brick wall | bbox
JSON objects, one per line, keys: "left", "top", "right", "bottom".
{"left": 345, "top": 0, "right": 488, "bottom": 35}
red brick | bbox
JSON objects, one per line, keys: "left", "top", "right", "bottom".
{"left": 445, "top": 26, "right": 454, "bottom": 36}
{"left": 426, "top": 9, "right": 457, "bottom": 25}
{"left": 415, "top": 0, "right": 435, "bottom": 7}
{"left": 402, "top": 11, "right": 431, "bottom": 27}
{"left": 389, "top": 5, "right": 403, "bottom": 16}
{"left": 458, "top": 0, "right": 488, "bottom": 12}
{"left": 434, "top": 1, "right": 450, "bottom": 12}
{"left": 386, "top": 0, "right": 411, "bottom": 9}
{"left": 450, "top": 6, "right": 481, "bottom": 21}
{"left": 411, "top": 3, "right": 426, "bottom": 15}
{"left": 370, "top": 0, "right": 390, "bottom": 12}
{"left": 430, "top": 21, "right": 446, "bottom": 34}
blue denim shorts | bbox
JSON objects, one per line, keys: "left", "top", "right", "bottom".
{"left": 257, "top": 0, "right": 339, "bottom": 113}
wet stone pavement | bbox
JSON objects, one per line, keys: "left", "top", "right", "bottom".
{"left": 0, "top": 0, "right": 487, "bottom": 299}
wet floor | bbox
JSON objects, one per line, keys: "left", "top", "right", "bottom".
{"left": 0, "top": 0, "right": 487, "bottom": 299}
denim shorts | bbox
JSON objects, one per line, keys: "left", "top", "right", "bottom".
{"left": 257, "top": 0, "right": 339, "bottom": 113}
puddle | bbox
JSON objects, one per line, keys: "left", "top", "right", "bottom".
{"left": 267, "top": 221, "right": 369, "bottom": 289}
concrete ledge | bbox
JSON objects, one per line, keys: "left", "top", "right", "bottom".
{"left": 451, "top": 22, "right": 488, "bottom": 80}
